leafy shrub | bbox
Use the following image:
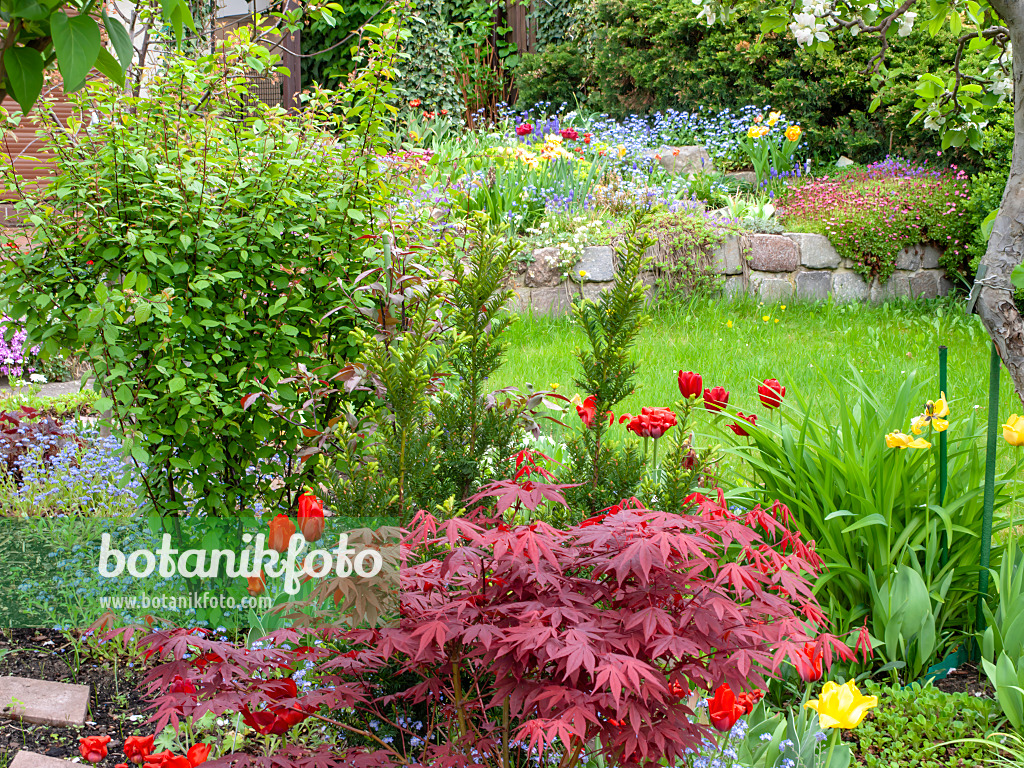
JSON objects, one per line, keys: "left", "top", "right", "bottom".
{"left": 777, "top": 158, "right": 973, "bottom": 282}
{"left": 517, "top": 0, "right": 985, "bottom": 167}
{"left": 141, "top": 488, "right": 848, "bottom": 768}
{"left": 2, "top": 28, "right": 395, "bottom": 520}
{"left": 849, "top": 682, "right": 998, "bottom": 767}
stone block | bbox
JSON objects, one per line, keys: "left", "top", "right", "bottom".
{"left": 11, "top": 753, "right": 81, "bottom": 768}
{"left": 796, "top": 271, "right": 831, "bottom": 301}
{"left": 921, "top": 244, "right": 942, "bottom": 269}
{"left": 643, "top": 145, "right": 714, "bottom": 174}
{"left": 726, "top": 170, "right": 757, "bottom": 185}
{"left": 574, "top": 246, "right": 615, "bottom": 282}
{"left": 748, "top": 234, "right": 800, "bottom": 272}
{"left": 525, "top": 247, "right": 563, "bottom": 287}
{"left": 909, "top": 271, "right": 939, "bottom": 299}
{"left": 0, "top": 676, "right": 89, "bottom": 726}
{"left": 525, "top": 287, "right": 574, "bottom": 316}
{"left": 832, "top": 271, "right": 870, "bottom": 302}
{"left": 789, "top": 233, "right": 840, "bottom": 269}
{"left": 750, "top": 271, "right": 794, "bottom": 302}
{"left": 723, "top": 275, "right": 747, "bottom": 297}
{"left": 939, "top": 274, "right": 954, "bottom": 297}
{"left": 581, "top": 282, "right": 613, "bottom": 302}
{"left": 711, "top": 236, "right": 742, "bottom": 275}
{"left": 895, "top": 246, "right": 920, "bottom": 271}
{"left": 870, "top": 273, "right": 911, "bottom": 303}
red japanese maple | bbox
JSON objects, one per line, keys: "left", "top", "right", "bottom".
{"left": 140, "top": 484, "right": 847, "bottom": 768}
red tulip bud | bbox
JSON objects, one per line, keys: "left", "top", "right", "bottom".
{"left": 677, "top": 371, "right": 703, "bottom": 399}
{"left": 758, "top": 378, "right": 786, "bottom": 409}
{"left": 268, "top": 514, "right": 296, "bottom": 553}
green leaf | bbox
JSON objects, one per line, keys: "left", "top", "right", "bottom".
{"left": 168, "top": 377, "right": 185, "bottom": 393}
{"left": 103, "top": 11, "right": 133, "bottom": 70}
{"left": 51, "top": 13, "right": 102, "bottom": 92}
{"left": 94, "top": 47, "right": 125, "bottom": 87}
{"left": 3, "top": 47, "right": 44, "bottom": 114}
{"left": 1011, "top": 264, "right": 1024, "bottom": 292}
{"left": 843, "top": 513, "right": 888, "bottom": 533}
{"left": 10, "top": 0, "right": 52, "bottom": 21}
{"left": 134, "top": 303, "right": 152, "bottom": 324}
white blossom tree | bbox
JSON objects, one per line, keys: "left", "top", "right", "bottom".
{"left": 697, "top": 0, "right": 1024, "bottom": 402}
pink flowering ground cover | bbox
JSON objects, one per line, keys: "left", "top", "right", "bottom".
{"left": 777, "top": 157, "right": 971, "bottom": 282}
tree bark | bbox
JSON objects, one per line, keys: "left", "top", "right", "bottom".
{"left": 977, "top": 3, "right": 1024, "bottom": 406}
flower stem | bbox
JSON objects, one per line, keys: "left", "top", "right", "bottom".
{"left": 821, "top": 727, "right": 839, "bottom": 768}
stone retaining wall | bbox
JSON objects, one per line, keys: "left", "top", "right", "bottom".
{"left": 513, "top": 233, "right": 952, "bottom": 315}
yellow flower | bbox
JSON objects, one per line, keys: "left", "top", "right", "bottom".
{"left": 911, "top": 392, "right": 950, "bottom": 433}
{"left": 747, "top": 125, "right": 770, "bottom": 139}
{"left": 410, "top": 130, "right": 419, "bottom": 141}
{"left": 579, "top": 270, "right": 588, "bottom": 278}
{"left": 727, "top": 320, "right": 733, "bottom": 328}
{"left": 570, "top": 394, "right": 583, "bottom": 407}
{"left": 781, "top": 305, "right": 787, "bottom": 310}
{"left": 617, "top": 144, "right": 627, "bottom": 158}
{"left": 785, "top": 125, "right": 802, "bottom": 142}
{"left": 774, "top": 318, "right": 779, "bottom": 323}
{"left": 885, "top": 431, "right": 931, "bottom": 450}
{"left": 544, "top": 134, "right": 563, "bottom": 145}
{"left": 763, "top": 315, "right": 770, "bottom": 322}
{"left": 1004, "top": 414, "right": 1024, "bottom": 446}
{"left": 805, "top": 681, "right": 878, "bottom": 729}
{"left": 767, "top": 111, "right": 781, "bottom": 126}
{"left": 549, "top": 382, "right": 560, "bottom": 391}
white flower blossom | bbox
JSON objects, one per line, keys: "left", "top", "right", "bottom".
{"left": 789, "top": 12, "right": 829, "bottom": 46}
{"left": 29, "top": 373, "right": 46, "bottom": 383}
{"left": 696, "top": 3, "right": 717, "bottom": 25}
{"left": 923, "top": 112, "right": 947, "bottom": 131}
{"left": 897, "top": 11, "right": 917, "bottom": 36}
{"left": 993, "top": 77, "right": 1013, "bottom": 96}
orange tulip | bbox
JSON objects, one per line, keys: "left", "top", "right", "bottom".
{"left": 247, "top": 569, "right": 266, "bottom": 596}
{"left": 268, "top": 514, "right": 296, "bottom": 553}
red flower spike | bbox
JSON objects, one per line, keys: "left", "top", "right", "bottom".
{"left": 758, "top": 378, "right": 786, "bottom": 409}
{"left": 677, "top": 371, "right": 703, "bottom": 400}
{"left": 703, "top": 386, "right": 730, "bottom": 412}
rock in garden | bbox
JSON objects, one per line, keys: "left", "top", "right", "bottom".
{"left": 574, "top": 246, "right": 615, "bottom": 282}
{"left": 526, "top": 247, "right": 563, "bottom": 287}
{"left": 0, "top": 676, "right": 89, "bottom": 726}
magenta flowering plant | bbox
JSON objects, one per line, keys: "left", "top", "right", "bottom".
{"left": 0, "top": 316, "right": 40, "bottom": 378}
{"left": 777, "top": 157, "right": 972, "bottom": 282}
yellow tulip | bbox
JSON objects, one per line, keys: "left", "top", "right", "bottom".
{"left": 911, "top": 392, "right": 950, "bottom": 434}
{"left": 1004, "top": 414, "right": 1024, "bottom": 446}
{"left": 805, "top": 680, "right": 878, "bottom": 729}
{"left": 885, "top": 431, "right": 931, "bottom": 449}
{"left": 617, "top": 144, "right": 627, "bottom": 158}
{"left": 768, "top": 110, "right": 781, "bottom": 126}
{"left": 785, "top": 125, "right": 802, "bottom": 142}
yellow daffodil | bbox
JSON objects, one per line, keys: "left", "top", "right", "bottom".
{"left": 805, "top": 680, "right": 878, "bottom": 729}
{"left": 911, "top": 392, "right": 950, "bottom": 434}
{"left": 767, "top": 110, "right": 781, "bottom": 126}
{"left": 1004, "top": 414, "right": 1024, "bottom": 446}
{"left": 885, "top": 431, "right": 931, "bottom": 449}
{"left": 785, "top": 125, "right": 802, "bottom": 142}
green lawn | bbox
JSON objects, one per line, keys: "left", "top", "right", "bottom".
{"left": 496, "top": 294, "right": 1018, "bottom": 439}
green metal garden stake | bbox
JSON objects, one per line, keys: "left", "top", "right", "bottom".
{"left": 939, "top": 345, "right": 949, "bottom": 567}
{"left": 977, "top": 342, "right": 1001, "bottom": 635}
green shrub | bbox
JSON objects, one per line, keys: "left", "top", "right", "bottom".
{"left": 1, "top": 29, "right": 394, "bottom": 520}
{"left": 851, "top": 682, "right": 999, "bottom": 768}
{"left": 517, "top": 0, "right": 987, "bottom": 168}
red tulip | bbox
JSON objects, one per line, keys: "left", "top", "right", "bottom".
{"left": 143, "top": 751, "right": 177, "bottom": 768}
{"left": 268, "top": 513, "right": 296, "bottom": 553}
{"left": 560, "top": 127, "right": 579, "bottom": 140}
{"left": 516, "top": 122, "right": 533, "bottom": 136}
{"left": 758, "top": 378, "right": 786, "bottom": 409}
{"left": 791, "top": 643, "right": 823, "bottom": 682}
{"left": 186, "top": 744, "right": 211, "bottom": 767}
{"left": 80, "top": 736, "right": 112, "bottom": 764}
{"left": 409, "top": 98, "right": 421, "bottom": 108}
{"left": 297, "top": 492, "right": 325, "bottom": 542}
{"left": 708, "top": 684, "right": 745, "bottom": 732}
{"left": 125, "top": 735, "right": 155, "bottom": 765}
{"left": 728, "top": 412, "right": 757, "bottom": 437}
{"left": 703, "top": 386, "right": 730, "bottom": 412}
{"left": 677, "top": 371, "right": 703, "bottom": 400}
{"left": 577, "top": 396, "right": 613, "bottom": 428}
{"left": 621, "top": 407, "right": 677, "bottom": 439}
{"left": 736, "top": 690, "right": 763, "bottom": 715}
{"left": 240, "top": 678, "right": 312, "bottom": 735}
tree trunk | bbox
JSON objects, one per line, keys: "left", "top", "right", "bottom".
{"left": 977, "top": 7, "right": 1024, "bottom": 406}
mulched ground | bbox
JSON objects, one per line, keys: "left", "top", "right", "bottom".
{"left": 0, "top": 629, "right": 151, "bottom": 766}
{"left": 933, "top": 662, "right": 995, "bottom": 698}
